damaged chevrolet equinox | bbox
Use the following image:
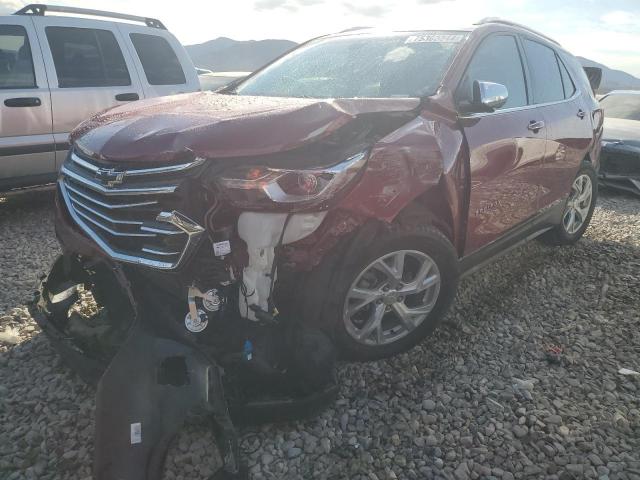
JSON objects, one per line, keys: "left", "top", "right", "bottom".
{"left": 33, "top": 19, "right": 602, "bottom": 480}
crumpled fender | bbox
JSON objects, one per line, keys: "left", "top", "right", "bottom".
{"left": 94, "top": 321, "right": 214, "bottom": 480}
{"left": 338, "top": 110, "right": 464, "bottom": 224}
{"left": 282, "top": 104, "right": 467, "bottom": 270}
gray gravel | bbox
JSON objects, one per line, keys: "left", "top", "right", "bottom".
{"left": 1, "top": 188, "right": 639, "bottom": 480}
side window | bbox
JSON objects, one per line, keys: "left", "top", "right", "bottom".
{"left": 522, "top": 39, "right": 564, "bottom": 104}
{"left": 557, "top": 55, "right": 576, "bottom": 99}
{"left": 457, "top": 35, "right": 527, "bottom": 110}
{"left": 0, "top": 25, "right": 36, "bottom": 89}
{"left": 46, "top": 27, "right": 131, "bottom": 88}
{"left": 129, "top": 34, "right": 186, "bottom": 86}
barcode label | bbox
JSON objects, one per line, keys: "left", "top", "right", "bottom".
{"left": 131, "top": 422, "right": 142, "bottom": 445}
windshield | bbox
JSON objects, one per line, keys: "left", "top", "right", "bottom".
{"left": 235, "top": 32, "right": 467, "bottom": 99}
{"left": 600, "top": 93, "right": 640, "bottom": 121}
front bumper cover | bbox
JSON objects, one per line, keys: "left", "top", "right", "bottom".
{"left": 31, "top": 252, "right": 337, "bottom": 480}
{"left": 30, "top": 256, "right": 246, "bottom": 479}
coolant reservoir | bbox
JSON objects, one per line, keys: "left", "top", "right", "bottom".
{"left": 237, "top": 212, "right": 327, "bottom": 320}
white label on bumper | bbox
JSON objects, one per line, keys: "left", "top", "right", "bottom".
{"left": 131, "top": 422, "right": 142, "bottom": 444}
{"left": 213, "top": 240, "right": 231, "bottom": 257}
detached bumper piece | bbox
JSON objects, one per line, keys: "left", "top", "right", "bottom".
{"left": 31, "top": 256, "right": 337, "bottom": 480}
{"left": 599, "top": 144, "right": 640, "bottom": 196}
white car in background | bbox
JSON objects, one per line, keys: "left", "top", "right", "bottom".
{"left": 0, "top": 4, "right": 200, "bottom": 192}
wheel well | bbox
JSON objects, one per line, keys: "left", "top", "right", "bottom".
{"left": 393, "top": 195, "right": 455, "bottom": 247}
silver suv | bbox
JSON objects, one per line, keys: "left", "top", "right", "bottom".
{"left": 0, "top": 4, "right": 200, "bottom": 192}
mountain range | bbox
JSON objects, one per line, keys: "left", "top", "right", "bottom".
{"left": 185, "top": 37, "right": 640, "bottom": 94}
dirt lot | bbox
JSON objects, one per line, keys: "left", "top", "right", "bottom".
{"left": 0, "top": 188, "right": 639, "bottom": 480}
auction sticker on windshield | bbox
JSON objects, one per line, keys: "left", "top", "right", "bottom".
{"left": 405, "top": 33, "right": 466, "bottom": 43}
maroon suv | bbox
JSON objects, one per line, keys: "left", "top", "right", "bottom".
{"left": 33, "top": 19, "right": 602, "bottom": 480}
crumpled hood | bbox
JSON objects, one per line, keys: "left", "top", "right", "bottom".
{"left": 71, "top": 92, "right": 420, "bottom": 164}
{"left": 603, "top": 117, "right": 640, "bottom": 147}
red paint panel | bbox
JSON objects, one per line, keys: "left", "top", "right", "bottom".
{"left": 461, "top": 110, "right": 546, "bottom": 255}
{"left": 70, "top": 92, "right": 419, "bottom": 163}
{"left": 537, "top": 99, "right": 593, "bottom": 209}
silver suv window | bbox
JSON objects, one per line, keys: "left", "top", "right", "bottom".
{"left": 0, "top": 25, "right": 36, "bottom": 89}
{"left": 46, "top": 26, "right": 131, "bottom": 88}
{"left": 129, "top": 33, "right": 186, "bottom": 86}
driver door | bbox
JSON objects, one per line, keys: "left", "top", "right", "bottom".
{"left": 456, "top": 34, "right": 547, "bottom": 255}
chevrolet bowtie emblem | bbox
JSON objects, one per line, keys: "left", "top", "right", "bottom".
{"left": 95, "top": 168, "right": 126, "bottom": 187}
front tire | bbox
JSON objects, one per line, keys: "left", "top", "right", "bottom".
{"left": 540, "top": 162, "right": 597, "bottom": 246}
{"left": 322, "top": 225, "right": 459, "bottom": 361}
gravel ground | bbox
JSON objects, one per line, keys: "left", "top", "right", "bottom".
{"left": 1, "top": 188, "right": 639, "bottom": 480}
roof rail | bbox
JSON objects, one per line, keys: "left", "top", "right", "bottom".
{"left": 475, "top": 17, "right": 560, "bottom": 46}
{"left": 14, "top": 4, "right": 167, "bottom": 30}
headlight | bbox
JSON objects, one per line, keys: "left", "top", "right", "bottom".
{"left": 217, "top": 151, "right": 368, "bottom": 209}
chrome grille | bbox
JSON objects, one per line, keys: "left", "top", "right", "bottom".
{"left": 59, "top": 150, "right": 205, "bottom": 269}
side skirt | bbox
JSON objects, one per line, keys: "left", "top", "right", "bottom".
{"left": 459, "top": 199, "right": 565, "bottom": 278}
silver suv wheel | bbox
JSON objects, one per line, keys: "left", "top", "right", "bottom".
{"left": 343, "top": 250, "right": 441, "bottom": 346}
{"left": 563, "top": 174, "right": 593, "bottom": 235}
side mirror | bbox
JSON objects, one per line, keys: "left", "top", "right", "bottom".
{"left": 473, "top": 80, "right": 509, "bottom": 111}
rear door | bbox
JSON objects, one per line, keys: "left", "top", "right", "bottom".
{"left": 116, "top": 24, "right": 199, "bottom": 98}
{"left": 31, "top": 17, "right": 144, "bottom": 169}
{"left": 0, "top": 16, "right": 54, "bottom": 188}
{"left": 520, "top": 38, "right": 593, "bottom": 209}
{"left": 456, "top": 34, "right": 547, "bottom": 255}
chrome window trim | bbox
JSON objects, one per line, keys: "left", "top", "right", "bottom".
{"left": 455, "top": 29, "right": 584, "bottom": 120}
{"left": 458, "top": 90, "right": 581, "bottom": 119}
{"left": 59, "top": 180, "right": 205, "bottom": 270}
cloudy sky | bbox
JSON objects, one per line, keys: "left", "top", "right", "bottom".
{"left": 2, "top": 0, "right": 639, "bottom": 76}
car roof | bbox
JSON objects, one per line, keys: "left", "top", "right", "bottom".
{"left": 327, "top": 19, "right": 560, "bottom": 47}
{"left": 9, "top": 4, "right": 167, "bottom": 30}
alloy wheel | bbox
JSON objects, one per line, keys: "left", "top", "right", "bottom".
{"left": 562, "top": 174, "right": 593, "bottom": 235}
{"left": 343, "top": 250, "right": 441, "bottom": 346}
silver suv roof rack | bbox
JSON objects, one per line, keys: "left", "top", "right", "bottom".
{"left": 14, "top": 4, "right": 167, "bottom": 30}
{"left": 475, "top": 17, "right": 560, "bottom": 46}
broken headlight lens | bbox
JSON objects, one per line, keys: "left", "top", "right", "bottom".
{"left": 217, "top": 151, "right": 368, "bottom": 208}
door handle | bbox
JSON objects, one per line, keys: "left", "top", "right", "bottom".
{"left": 577, "top": 109, "right": 586, "bottom": 119}
{"left": 527, "top": 120, "right": 545, "bottom": 132}
{"left": 115, "top": 93, "right": 140, "bottom": 102}
{"left": 4, "top": 97, "right": 41, "bottom": 107}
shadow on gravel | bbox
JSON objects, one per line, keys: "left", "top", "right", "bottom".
{"left": 0, "top": 187, "right": 56, "bottom": 211}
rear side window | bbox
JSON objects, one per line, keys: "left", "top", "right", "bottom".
{"left": 129, "top": 34, "right": 185, "bottom": 85}
{"left": 0, "top": 25, "right": 36, "bottom": 89}
{"left": 457, "top": 35, "right": 528, "bottom": 110}
{"left": 562, "top": 53, "right": 593, "bottom": 97}
{"left": 522, "top": 39, "right": 564, "bottom": 104}
{"left": 46, "top": 27, "right": 131, "bottom": 88}
{"left": 558, "top": 56, "right": 576, "bottom": 98}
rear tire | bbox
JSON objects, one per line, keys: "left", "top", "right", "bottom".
{"left": 540, "top": 162, "right": 597, "bottom": 246}
{"left": 319, "top": 225, "right": 459, "bottom": 361}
